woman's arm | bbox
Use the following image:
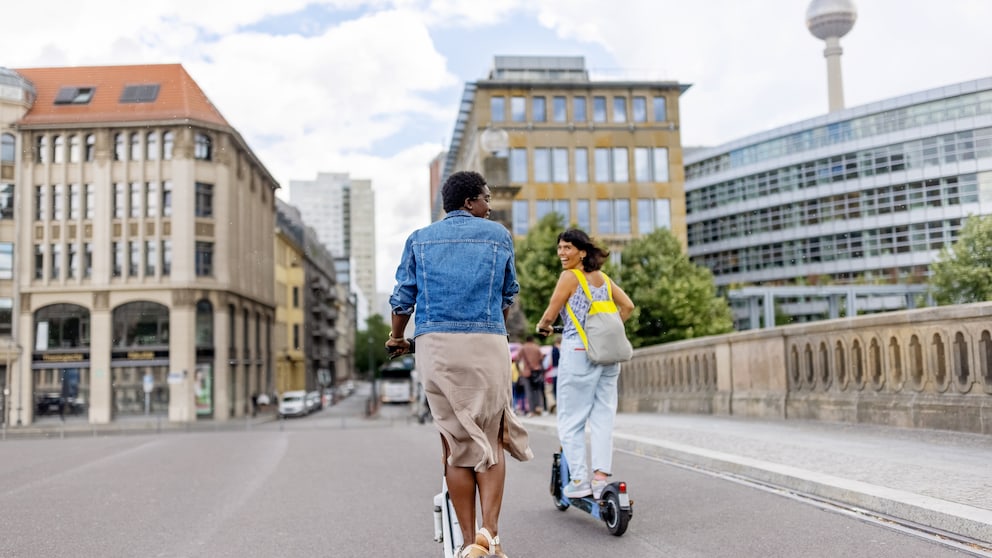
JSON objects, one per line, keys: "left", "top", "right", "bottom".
{"left": 536, "top": 271, "right": 579, "bottom": 335}
{"left": 611, "top": 281, "right": 635, "bottom": 322}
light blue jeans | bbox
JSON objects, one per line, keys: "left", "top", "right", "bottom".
{"left": 556, "top": 337, "right": 620, "bottom": 483}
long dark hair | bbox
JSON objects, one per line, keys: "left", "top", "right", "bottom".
{"left": 558, "top": 228, "right": 609, "bottom": 271}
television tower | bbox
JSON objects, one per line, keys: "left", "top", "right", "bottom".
{"left": 806, "top": 0, "right": 857, "bottom": 112}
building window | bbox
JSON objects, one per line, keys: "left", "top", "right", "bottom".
{"left": 114, "top": 183, "right": 125, "bottom": 219}
{"left": 83, "top": 243, "right": 92, "bottom": 278}
{"left": 597, "top": 199, "right": 631, "bottom": 235}
{"left": 130, "top": 133, "right": 141, "bottom": 161}
{"left": 574, "top": 148, "right": 588, "bottom": 183}
{"left": 113, "top": 133, "right": 125, "bottom": 161}
{"left": 146, "top": 182, "right": 158, "bottom": 217}
{"left": 84, "top": 134, "right": 95, "bottom": 162}
{"left": 129, "top": 241, "right": 139, "bottom": 277}
{"left": 145, "top": 241, "right": 156, "bottom": 276}
{"left": 593, "top": 97, "right": 607, "bottom": 122}
{"left": 490, "top": 96, "right": 505, "bottom": 122}
{"left": 613, "top": 148, "right": 629, "bottom": 182}
{"left": 112, "top": 242, "right": 123, "bottom": 277}
{"left": 163, "top": 132, "right": 174, "bottom": 160}
{"left": 36, "top": 135, "right": 48, "bottom": 164}
{"left": 576, "top": 199, "right": 590, "bottom": 231}
{"left": 652, "top": 147, "right": 669, "bottom": 182}
{"left": 52, "top": 184, "right": 64, "bottom": 220}
{"left": 34, "top": 245, "right": 44, "bottom": 279}
{"left": 595, "top": 148, "right": 629, "bottom": 182}
{"left": 638, "top": 198, "right": 671, "bottom": 234}
{"left": 594, "top": 148, "right": 610, "bottom": 182}
{"left": 194, "top": 133, "right": 212, "bottom": 161}
{"left": 292, "top": 286, "right": 299, "bottom": 308}
{"left": 67, "top": 243, "right": 78, "bottom": 279}
{"left": 68, "top": 135, "right": 80, "bottom": 163}
{"left": 130, "top": 182, "right": 142, "bottom": 218}
{"left": 598, "top": 200, "right": 614, "bottom": 234}
{"left": 632, "top": 97, "right": 647, "bottom": 122}
{"left": 509, "top": 149, "right": 527, "bottom": 182}
{"left": 613, "top": 97, "right": 627, "bottom": 123}
{"left": 553, "top": 200, "right": 570, "bottom": 224}
{"left": 293, "top": 324, "right": 300, "bottom": 350}
{"left": 50, "top": 243, "right": 62, "bottom": 280}
{"left": 511, "top": 96, "right": 526, "bottom": 122}
{"left": 35, "top": 185, "right": 45, "bottom": 221}
{"left": 573, "top": 96, "right": 587, "bottom": 123}
{"left": 161, "top": 240, "right": 171, "bottom": 276}
{"left": 161, "top": 181, "right": 172, "bottom": 217}
{"left": 52, "top": 135, "right": 64, "bottom": 164}
{"left": 533, "top": 96, "right": 547, "bottom": 122}
{"left": 195, "top": 183, "right": 213, "bottom": 217}
{"left": 635, "top": 148, "right": 651, "bottom": 182}
{"left": 512, "top": 200, "right": 529, "bottom": 236}
{"left": 69, "top": 184, "right": 80, "bottom": 219}
{"left": 0, "top": 298, "right": 12, "bottom": 336}
{"left": 552, "top": 148, "right": 569, "bottom": 183}
{"left": 0, "top": 184, "right": 12, "bottom": 220}
{"left": 0, "top": 243, "right": 12, "bottom": 279}
{"left": 536, "top": 200, "right": 553, "bottom": 223}
{"left": 533, "top": 148, "right": 551, "bottom": 182}
{"left": 195, "top": 242, "right": 213, "bottom": 276}
{"left": 84, "top": 184, "right": 94, "bottom": 220}
{"left": 1, "top": 133, "right": 14, "bottom": 162}
{"left": 552, "top": 96, "right": 567, "bottom": 122}
{"left": 653, "top": 96, "right": 667, "bottom": 122}
{"left": 146, "top": 132, "right": 158, "bottom": 161}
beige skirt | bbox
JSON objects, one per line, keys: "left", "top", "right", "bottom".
{"left": 416, "top": 332, "right": 534, "bottom": 472}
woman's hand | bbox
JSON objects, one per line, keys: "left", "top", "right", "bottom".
{"left": 536, "top": 323, "right": 553, "bottom": 337}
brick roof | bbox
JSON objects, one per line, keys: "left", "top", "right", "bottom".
{"left": 13, "top": 63, "right": 230, "bottom": 128}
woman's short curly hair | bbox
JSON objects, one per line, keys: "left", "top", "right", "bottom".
{"left": 558, "top": 228, "right": 609, "bottom": 271}
{"left": 442, "top": 171, "right": 487, "bottom": 212}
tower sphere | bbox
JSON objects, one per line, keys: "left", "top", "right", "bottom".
{"left": 806, "top": 0, "right": 857, "bottom": 40}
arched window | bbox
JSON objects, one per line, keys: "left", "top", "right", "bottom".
{"left": 1, "top": 133, "right": 14, "bottom": 162}
{"left": 146, "top": 132, "right": 158, "bottom": 161}
{"left": 162, "top": 131, "right": 174, "bottom": 160}
{"left": 129, "top": 132, "right": 141, "bottom": 161}
{"left": 113, "top": 133, "right": 125, "bottom": 161}
{"left": 68, "top": 135, "right": 80, "bottom": 163}
{"left": 34, "top": 303, "right": 91, "bottom": 349}
{"left": 37, "top": 135, "right": 48, "bottom": 163}
{"left": 52, "top": 135, "right": 64, "bottom": 163}
{"left": 194, "top": 133, "right": 212, "bottom": 161}
{"left": 112, "top": 301, "right": 169, "bottom": 348}
{"left": 84, "top": 134, "right": 96, "bottom": 162}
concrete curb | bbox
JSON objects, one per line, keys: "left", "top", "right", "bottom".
{"left": 522, "top": 421, "right": 992, "bottom": 546}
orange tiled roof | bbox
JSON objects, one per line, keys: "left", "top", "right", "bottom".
{"left": 14, "top": 63, "right": 230, "bottom": 128}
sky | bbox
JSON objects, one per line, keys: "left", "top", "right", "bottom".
{"left": 4, "top": 0, "right": 992, "bottom": 295}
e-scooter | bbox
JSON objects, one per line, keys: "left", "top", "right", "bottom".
{"left": 388, "top": 339, "right": 464, "bottom": 557}
{"left": 538, "top": 324, "right": 634, "bottom": 536}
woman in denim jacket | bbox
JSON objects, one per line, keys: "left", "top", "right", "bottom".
{"left": 387, "top": 171, "right": 533, "bottom": 558}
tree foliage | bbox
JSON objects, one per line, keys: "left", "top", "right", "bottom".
{"left": 513, "top": 212, "right": 567, "bottom": 334}
{"left": 354, "top": 313, "right": 392, "bottom": 378}
{"left": 930, "top": 214, "right": 992, "bottom": 305}
{"left": 620, "top": 228, "right": 734, "bottom": 346}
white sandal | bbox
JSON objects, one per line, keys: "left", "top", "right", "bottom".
{"left": 457, "top": 543, "right": 489, "bottom": 558}
{"left": 476, "top": 527, "right": 507, "bottom": 558}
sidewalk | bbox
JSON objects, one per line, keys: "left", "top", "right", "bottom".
{"left": 519, "top": 412, "right": 992, "bottom": 547}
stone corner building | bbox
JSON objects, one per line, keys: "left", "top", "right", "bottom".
{"left": 1, "top": 63, "right": 277, "bottom": 425}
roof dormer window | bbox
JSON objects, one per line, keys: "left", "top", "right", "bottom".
{"left": 53, "top": 86, "right": 95, "bottom": 105}
{"left": 119, "top": 84, "right": 160, "bottom": 103}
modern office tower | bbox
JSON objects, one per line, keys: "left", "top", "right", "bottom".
{"left": 684, "top": 77, "right": 992, "bottom": 325}
{"left": 2, "top": 64, "right": 278, "bottom": 426}
{"left": 806, "top": 0, "right": 858, "bottom": 112}
{"left": 289, "top": 173, "right": 376, "bottom": 322}
{"left": 440, "top": 55, "right": 690, "bottom": 257}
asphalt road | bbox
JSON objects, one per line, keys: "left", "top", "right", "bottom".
{"left": 0, "top": 389, "right": 978, "bottom": 558}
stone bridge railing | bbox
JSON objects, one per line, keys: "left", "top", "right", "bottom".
{"left": 619, "top": 302, "right": 992, "bottom": 434}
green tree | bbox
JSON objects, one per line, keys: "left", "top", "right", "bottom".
{"left": 513, "top": 212, "right": 567, "bottom": 335}
{"left": 930, "top": 214, "right": 992, "bottom": 305}
{"left": 620, "top": 228, "right": 734, "bottom": 346}
{"left": 354, "top": 313, "right": 392, "bottom": 378}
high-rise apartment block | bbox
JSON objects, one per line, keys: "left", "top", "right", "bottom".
{"left": 439, "top": 55, "right": 689, "bottom": 258}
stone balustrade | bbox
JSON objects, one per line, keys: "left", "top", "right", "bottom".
{"left": 619, "top": 302, "right": 992, "bottom": 434}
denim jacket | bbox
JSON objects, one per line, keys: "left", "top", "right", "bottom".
{"left": 389, "top": 210, "right": 519, "bottom": 336}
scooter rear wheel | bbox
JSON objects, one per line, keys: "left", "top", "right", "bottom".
{"left": 601, "top": 491, "right": 629, "bottom": 536}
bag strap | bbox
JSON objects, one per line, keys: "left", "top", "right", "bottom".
{"left": 565, "top": 269, "right": 619, "bottom": 350}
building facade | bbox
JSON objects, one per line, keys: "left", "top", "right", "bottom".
{"left": 440, "top": 55, "right": 689, "bottom": 258}
{"left": 3, "top": 64, "right": 277, "bottom": 425}
{"left": 684, "top": 78, "right": 992, "bottom": 325}
{"left": 288, "top": 172, "right": 376, "bottom": 321}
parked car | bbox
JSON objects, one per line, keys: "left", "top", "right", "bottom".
{"left": 278, "top": 390, "right": 308, "bottom": 418}
{"left": 305, "top": 391, "right": 321, "bottom": 413}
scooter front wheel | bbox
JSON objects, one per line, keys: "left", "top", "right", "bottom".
{"left": 550, "top": 452, "right": 569, "bottom": 511}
